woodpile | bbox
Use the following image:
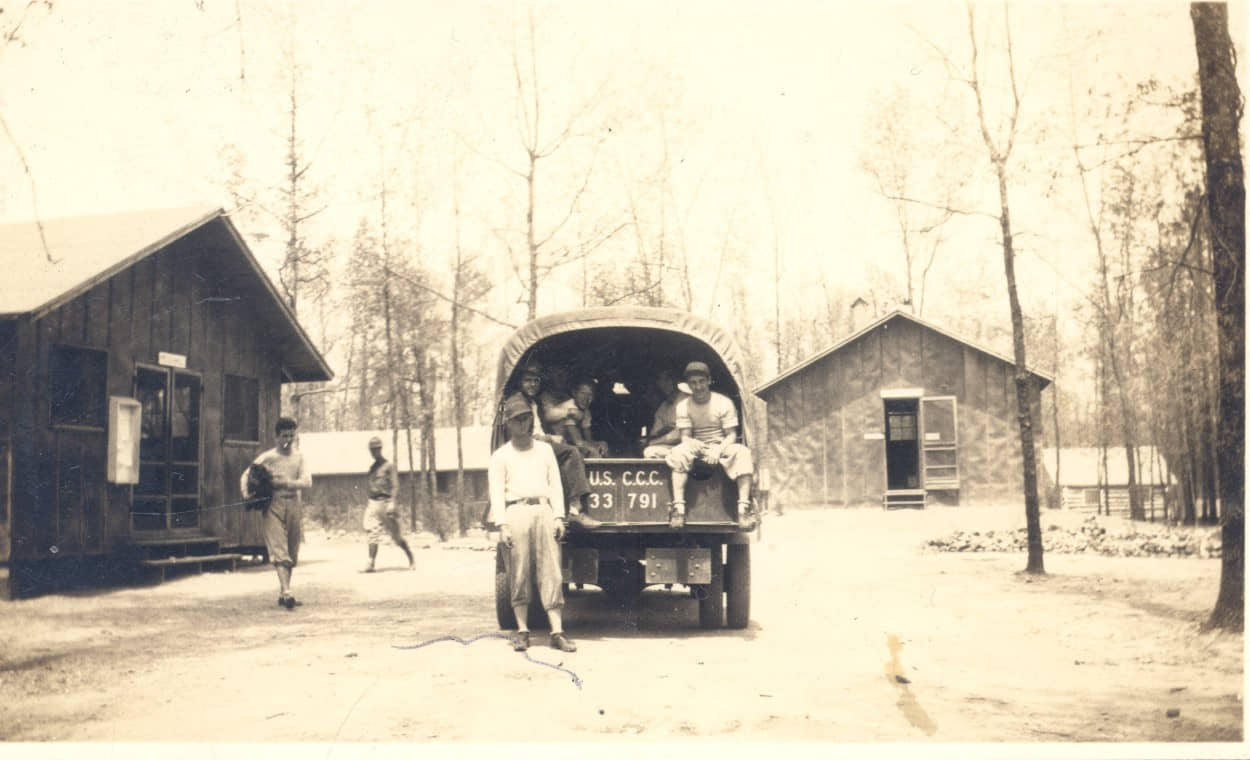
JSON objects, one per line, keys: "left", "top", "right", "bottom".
{"left": 926, "top": 515, "right": 1222, "bottom": 558}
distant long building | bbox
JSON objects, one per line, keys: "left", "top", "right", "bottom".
{"left": 298, "top": 426, "right": 492, "bottom": 517}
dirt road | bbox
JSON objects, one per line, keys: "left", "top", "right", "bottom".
{"left": 0, "top": 506, "right": 1242, "bottom": 743}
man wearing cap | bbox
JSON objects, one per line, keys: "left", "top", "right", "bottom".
{"left": 489, "top": 393, "right": 578, "bottom": 653}
{"left": 514, "top": 361, "right": 600, "bottom": 529}
{"left": 361, "top": 436, "right": 415, "bottom": 573}
{"left": 664, "top": 361, "right": 757, "bottom": 530}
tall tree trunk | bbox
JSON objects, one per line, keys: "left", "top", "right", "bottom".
{"left": 963, "top": 4, "right": 1042, "bottom": 572}
{"left": 526, "top": 153, "right": 538, "bottom": 320}
{"left": 400, "top": 369, "right": 420, "bottom": 534}
{"left": 996, "top": 170, "right": 1044, "bottom": 573}
{"left": 1050, "top": 313, "right": 1060, "bottom": 508}
{"left": 1192, "top": 1, "right": 1244, "bottom": 633}
{"left": 451, "top": 214, "right": 469, "bottom": 536}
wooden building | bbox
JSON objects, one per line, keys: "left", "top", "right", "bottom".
{"left": 1041, "top": 446, "right": 1173, "bottom": 518}
{"left": 752, "top": 311, "right": 1052, "bottom": 509}
{"left": 0, "top": 207, "right": 332, "bottom": 596}
{"left": 297, "top": 427, "right": 492, "bottom": 530}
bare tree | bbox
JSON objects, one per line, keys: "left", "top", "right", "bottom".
{"left": 2, "top": 0, "right": 54, "bottom": 262}
{"left": 933, "top": 2, "right": 1045, "bottom": 573}
{"left": 486, "top": 6, "right": 624, "bottom": 319}
{"left": 449, "top": 186, "right": 490, "bottom": 535}
{"left": 1191, "top": 1, "right": 1244, "bottom": 633}
{"left": 861, "top": 87, "right": 965, "bottom": 317}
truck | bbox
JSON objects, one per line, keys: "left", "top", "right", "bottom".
{"left": 490, "top": 307, "right": 758, "bottom": 629}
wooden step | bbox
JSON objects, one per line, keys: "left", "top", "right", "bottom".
{"left": 124, "top": 535, "right": 224, "bottom": 561}
{"left": 883, "top": 490, "right": 926, "bottom": 510}
{"left": 138, "top": 553, "right": 244, "bottom": 583}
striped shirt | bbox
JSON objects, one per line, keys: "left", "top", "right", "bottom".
{"left": 675, "top": 392, "right": 739, "bottom": 444}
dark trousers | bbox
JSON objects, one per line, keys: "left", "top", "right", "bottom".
{"left": 550, "top": 440, "right": 590, "bottom": 510}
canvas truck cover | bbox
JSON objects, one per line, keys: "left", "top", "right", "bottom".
{"left": 493, "top": 307, "right": 752, "bottom": 447}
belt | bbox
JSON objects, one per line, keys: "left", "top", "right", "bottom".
{"left": 506, "top": 497, "right": 544, "bottom": 507}
{"left": 369, "top": 495, "right": 392, "bottom": 501}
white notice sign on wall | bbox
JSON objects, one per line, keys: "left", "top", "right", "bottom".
{"left": 158, "top": 351, "right": 187, "bottom": 368}
{"left": 863, "top": 432, "right": 885, "bottom": 440}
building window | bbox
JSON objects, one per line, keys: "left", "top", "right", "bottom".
{"left": 50, "top": 344, "right": 108, "bottom": 427}
{"left": 887, "top": 412, "right": 917, "bottom": 441}
{"left": 224, "top": 375, "right": 259, "bottom": 441}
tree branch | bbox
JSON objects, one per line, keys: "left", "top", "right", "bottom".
{"left": 883, "top": 193, "right": 999, "bottom": 220}
{"left": 0, "top": 111, "right": 53, "bottom": 263}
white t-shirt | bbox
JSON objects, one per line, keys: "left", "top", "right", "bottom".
{"left": 487, "top": 439, "right": 564, "bottom": 526}
{"left": 675, "top": 392, "right": 739, "bottom": 445}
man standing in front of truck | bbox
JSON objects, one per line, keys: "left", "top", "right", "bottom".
{"left": 489, "top": 393, "right": 578, "bottom": 653}
{"left": 664, "top": 361, "right": 757, "bottom": 530}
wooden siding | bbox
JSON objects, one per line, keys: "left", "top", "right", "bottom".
{"left": 9, "top": 228, "right": 286, "bottom": 560}
{"left": 761, "top": 318, "right": 1045, "bottom": 509}
{"left": 1059, "top": 485, "right": 1169, "bottom": 517}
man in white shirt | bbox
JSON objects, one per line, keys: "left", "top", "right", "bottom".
{"left": 664, "top": 361, "right": 757, "bottom": 530}
{"left": 489, "top": 393, "right": 578, "bottom": 653}
{"left": 242, "top": 416, "right": 313, "bottom": 610}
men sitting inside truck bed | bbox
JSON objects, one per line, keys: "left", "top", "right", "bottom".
{"left": 563, "top": 377, "right": 610, "bottom": 458}
{"left": 664, "top": 361, "right": 757, "bottom": 530}
{"left": 642, "top": 368, "right": 688, "bottom": 459}
{"left": 509, "top": 361, "right": 600, "bottom": 529}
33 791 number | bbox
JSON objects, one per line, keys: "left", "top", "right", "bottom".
{"left": 587, "top": 492, "right": 658, "bottom": 510}
{"left": 627, "top": 492, "right": 657, "bottom": 509}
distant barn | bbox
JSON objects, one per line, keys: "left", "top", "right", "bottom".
{"left": 0, "top": 207, "right": 332, "bottom": 597}
{"left": 1041, "top": 446, "right": 1173, "bottom": 518}
{"left": 297, "top": 427, "right": 492, "bottom": 528}
{"left": 753, "top": 310, "right": 1053, "bottom": 509}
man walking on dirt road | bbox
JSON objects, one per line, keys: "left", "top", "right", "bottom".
{"left": 361, "top": 436, "right": 415, "bottom": 573}
{"left": 489, "top": 393, "right": 578, "bottom": 653}
{"left": 665, "top": 361, "right": 757, "bottom": 530}
{"left": 246, "top": 416, "right": 312, "bottom": 610}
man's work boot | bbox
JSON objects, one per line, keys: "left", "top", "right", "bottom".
{"left": 736, "top": 501, "right": 758, "bottom": 531}
{"left": 569, "top": 510, "right": 603, "bottom": 529}
{"left": 669, "top": 502, "right": 686, "bottom": 529}
{"left": 511, "top": 631, "right": 530, "bottom": 651}
{"left": 549, "top": 632, "right": 577, "bottom": 652}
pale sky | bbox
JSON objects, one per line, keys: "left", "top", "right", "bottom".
{"left": 0, "top": 0, "right": 1237, "bottom": 377}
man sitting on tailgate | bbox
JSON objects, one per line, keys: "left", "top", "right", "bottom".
{"left": 664, "top": 361, "right": 757, "bottom": 530}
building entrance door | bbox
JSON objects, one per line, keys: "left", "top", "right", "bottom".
{"left": 883, "top": 398, "right": 921, "bottom": 490}
{"left": 132, "top": 366, "right": 202, "bottom": 531}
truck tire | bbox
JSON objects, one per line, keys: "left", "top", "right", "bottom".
{"left": 725, "top": 543, "right": 750, "bottom": 629}
{"left": 697, "top": 544, "right": 724, "bottom": 629}
{"left": 495, "top": 569, "right": 518, "bottom": 629}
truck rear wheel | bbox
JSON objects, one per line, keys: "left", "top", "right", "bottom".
{"left": 725, "top": 543, "right": 750, "bottom": 629}
{"left": 697, "top": 544, "right": 724, "bottom": 629}
{"left": 495, "top": 542, "right": 548, "bottom": 630}
{"left": 495, "top": 569, "right": 518, "bottom": 629}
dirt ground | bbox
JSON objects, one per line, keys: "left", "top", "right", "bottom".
{"left": 0, "top": 504, "right": 1242, "bottom": 746}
